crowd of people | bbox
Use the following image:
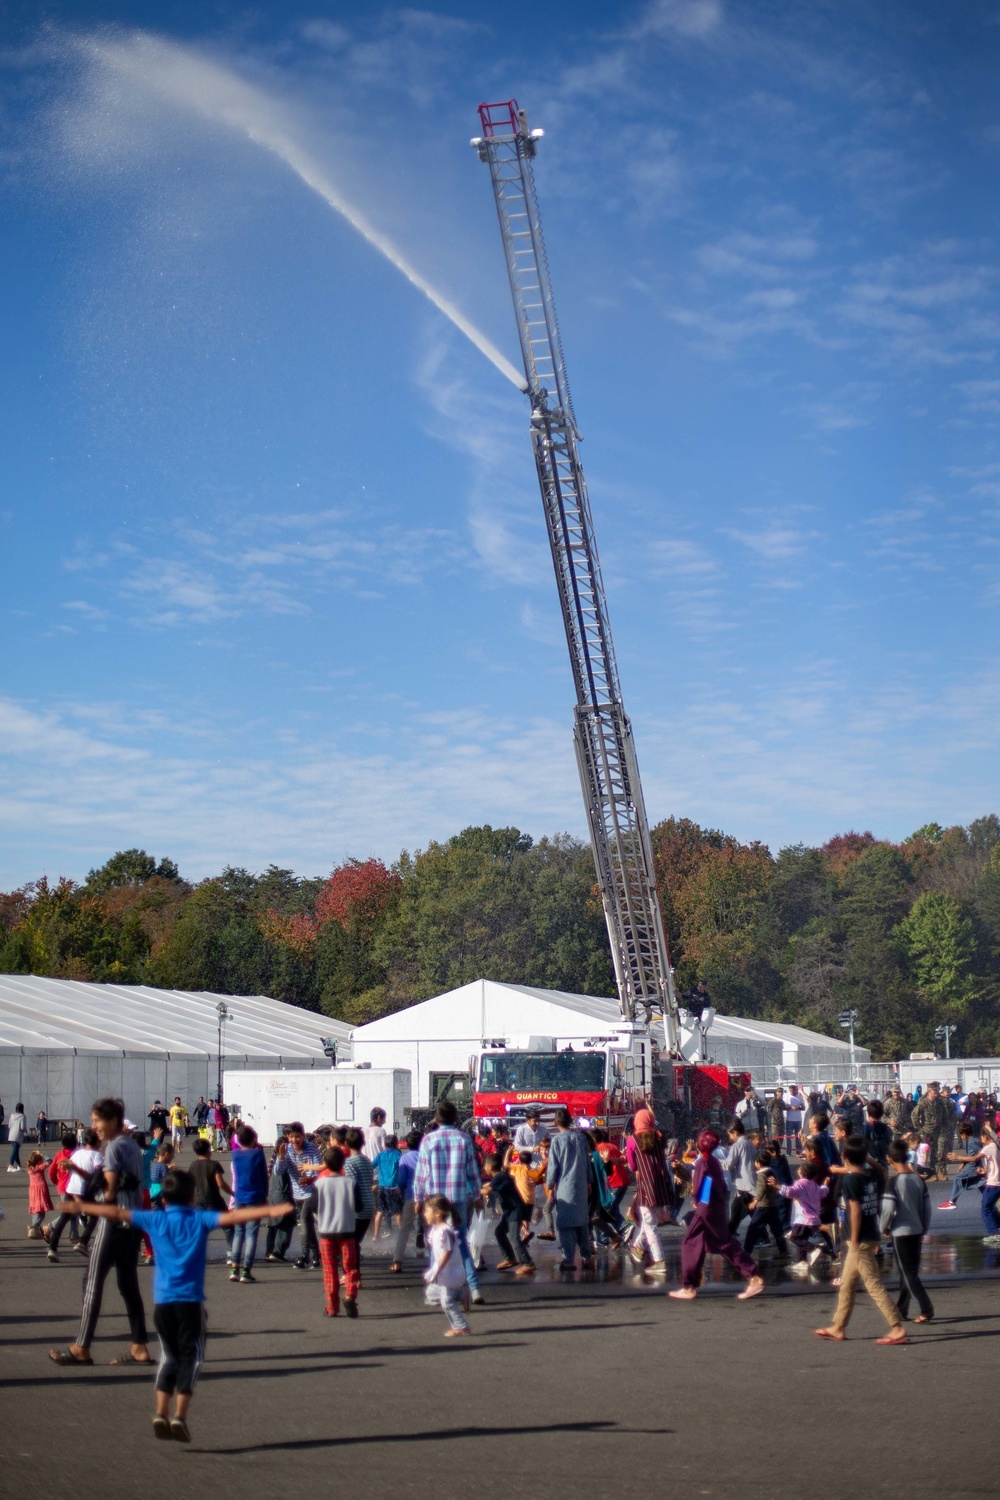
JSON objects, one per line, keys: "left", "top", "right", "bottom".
{"left": 7, "top": 1077, "right": 999, "bottom": 1443}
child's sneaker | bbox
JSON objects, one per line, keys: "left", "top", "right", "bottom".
{"left": 169, "top": 1418, "right": 191, "bottom": 1443}
{"left": 47, "top": 1249, "right": 59, "bottom": 1263}
{"left": 152, "top": 1415, "right": 172, "bottom": 1442}
{"left": 938, "top": 1201, "right": 957, "bottom": 1211}
{"left": 229, "top": 1269, "right": 240, "bottom": 1282}
{"left": 239, "top": 1269, "right": 256, "bottom": 1283}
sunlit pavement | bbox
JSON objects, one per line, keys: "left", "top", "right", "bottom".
{"left": 4, "top": 1165, "right": 1000, "bottom": 1500}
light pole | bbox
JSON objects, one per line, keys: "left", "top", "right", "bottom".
{"left": 839, "top": 1007, "right": 859, "bottom": 1081}
{"left": 216, "top": 1000, "right": 231, "bottom": 1104}
{"left": 934, "top": 1023, "right": 957, "bottom": 1060}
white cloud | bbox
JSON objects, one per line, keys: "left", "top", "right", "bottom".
{"left": 633, "top": 0, "right": 724, "bottom": 40}
{"left": 4, "top": 659, "right": 1000, "bottom": 885}
{"left": 62, "top": 506, "right": 468, "bottom": 628}
{"left": 722, "top": 524, "right": 817, "bottom": 562}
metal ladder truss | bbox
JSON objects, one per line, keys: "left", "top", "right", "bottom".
{"left": 474, "top": 100, "right": 677, "bottom": 1042}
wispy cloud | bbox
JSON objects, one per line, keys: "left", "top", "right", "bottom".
{"left": 630, "top": 0, "right": 724, "bottom": 41}
{"left": 4, "top": 656, "right": 1000, "bottom": 886}
{"left": 722, "top": 522, "right": 819, "bottom": 563}
{"left": 413, "top": 338, "right": 550, "bottom": 589}
{"left": 62, "top": 505, "right": 466, "bottom": 628}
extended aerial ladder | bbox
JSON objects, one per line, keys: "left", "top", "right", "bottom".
{"left": 472, "top": 101, "right": 679, "bottom": 1050}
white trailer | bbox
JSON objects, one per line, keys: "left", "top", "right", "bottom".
{"left": 223, "top": 1066, "right": 411, "bottom": 1144}
{"left": 897, "top": 1057, "right": 1000, "bottom": 1095}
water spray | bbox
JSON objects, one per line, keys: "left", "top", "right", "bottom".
{"left": 81, "top": 32, "right": 527, "bottom": 393}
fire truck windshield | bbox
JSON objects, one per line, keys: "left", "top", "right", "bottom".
{"left": 478, "top": 1051, "right": 606, "bottom": 1093}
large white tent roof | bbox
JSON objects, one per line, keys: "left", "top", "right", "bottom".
{"left": 0, "top": 974, "right": 349, "bottom": 1060}
{"left": 351, "top": 979, "right": 860, "bottom": 1057}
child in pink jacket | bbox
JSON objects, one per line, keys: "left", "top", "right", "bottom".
{"left": 774, "top": 1159, "right": 833, "bottom": 1273}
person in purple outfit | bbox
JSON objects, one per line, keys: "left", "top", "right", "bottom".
{"left": 669, "top": 1130, "right": 765, "bottom": 1303}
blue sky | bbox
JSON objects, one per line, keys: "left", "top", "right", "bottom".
{"left": 2, "top": 0, "right": 999, "bottom": 888}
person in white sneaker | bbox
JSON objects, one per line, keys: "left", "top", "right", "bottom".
{"left": 948, "top": 1126, "right": 1000, "bottom": 1244}
{"left": 7, "top": 1102, "right": 26, "bottom": 1171}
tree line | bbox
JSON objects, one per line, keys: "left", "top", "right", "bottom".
{"left": 2, "top": 815, "right": 999, "bottom": 1061}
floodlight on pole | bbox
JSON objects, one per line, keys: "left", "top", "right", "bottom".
{"left": 934, "top": 1023, "right": 957, "bottom": 1060}
{"left": 838, "top": 1008, "right": 859, "bottom": 1081}
{"left": 216, "top": 1000, "right": 231, "bottom": 1103}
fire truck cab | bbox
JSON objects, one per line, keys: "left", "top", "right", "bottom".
{"left": 472, "top": 1025, "right": 653, "bottom": 1138}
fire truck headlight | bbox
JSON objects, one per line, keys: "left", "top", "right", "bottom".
{"left": 577, "top": 1116, "right": 592, "bottom": 1129}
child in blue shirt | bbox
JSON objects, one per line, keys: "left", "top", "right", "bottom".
{"left": 72, "top": 1168, "right": 292, "bottom": 1443}
{"left": 228, "top": 1126, "right": 269, "bottom": 1283}
{"left": 371, "top": 1135, "right": 403, "bottom": 1240}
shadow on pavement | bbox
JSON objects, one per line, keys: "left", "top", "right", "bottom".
{"left": 196, "top": 1419, "right": 674, "bottom": 1457}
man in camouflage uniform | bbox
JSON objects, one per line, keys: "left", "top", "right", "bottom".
{"left": 883, "top": 1085, "right": 912, "bottom": 1137}
{"left": 939, "top": 1086, "right": 959, "bottom": 1175}
{"left": 912, "top": 1083, "right": 949, "bottom": 1180}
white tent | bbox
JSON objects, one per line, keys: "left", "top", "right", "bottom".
{"left": 678, "top": 1012, "right": 871, "bottom": 1085}
{"left": 350, "top": 980, "right": 624, "bottom": 1106}
{"left": 0, "top": 975, "right": 350, "bottom": 1129}
{"left": 350, "top": 979, "right": 868, "bottom": 1101}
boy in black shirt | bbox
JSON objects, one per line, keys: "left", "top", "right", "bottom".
{"left": 814, "top": 1135, "right": 907, "bottom": 1346}
{"left": 481, "top": 1154, "right": 535, "bottom": 1276}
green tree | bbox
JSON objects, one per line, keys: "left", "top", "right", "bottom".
{"left": 897, "top": 890, "right": 977, "bottom": 1042}
{"left": 671, "top": 842, "right": 776, "bottom": 1014}
{"left": 374, "top": 826, "right": 613, "bottom": 1011}
{"left": 86, "top": 849, "right": 180, "bottom": 892}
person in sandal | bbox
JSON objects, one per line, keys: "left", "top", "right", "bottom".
{"left": 49, "top": 1096, "right": 150, "bottom": 1369}
{"left": 67, "top": 1164, "right": 294, "bottom": 1441}
{"left": 813, "top": 1135, "right": 908, "bottom": 1346}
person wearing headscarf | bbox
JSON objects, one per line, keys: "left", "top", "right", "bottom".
{"left": 669, "top": 1130, "right": 765, "bottom": 1302}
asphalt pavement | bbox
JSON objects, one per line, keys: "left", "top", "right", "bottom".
{"left": 2, "top": 1160, "right": 999, "bottom": 1499}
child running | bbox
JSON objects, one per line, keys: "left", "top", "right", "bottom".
{"left": 26, "top": 1150, "right": 53, "bottom": 1239}
{"left": 422, "top": 1194, "right": 472, "bottom": 1337}
{"left": 70, "top": 1169, "right": 294, "bottom": 1441}
{"left": 313, "top": 1146, "right": 361, "bottom": 1317}
{"left": 742, "top": 1148, "right": 789, "bottom": 1261}
{"left": 774, "top": 1159, "right": 832, "bottom": 1274}
{"left": 669, "top": 1130, "right": 764, "bottom": 1302}
{"left": 44, "top": 1131, "right": 83, "bottom": 1261}
{"left": 481, "top": 1154, "right": 535, "bottom": 1275}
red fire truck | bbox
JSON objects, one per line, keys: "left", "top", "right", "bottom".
{"left": 472, "top": 1032, "right": 748, "bottom": 1139}
{"left": 472, "top": 1028, "right": 652, "bottom": 1137}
